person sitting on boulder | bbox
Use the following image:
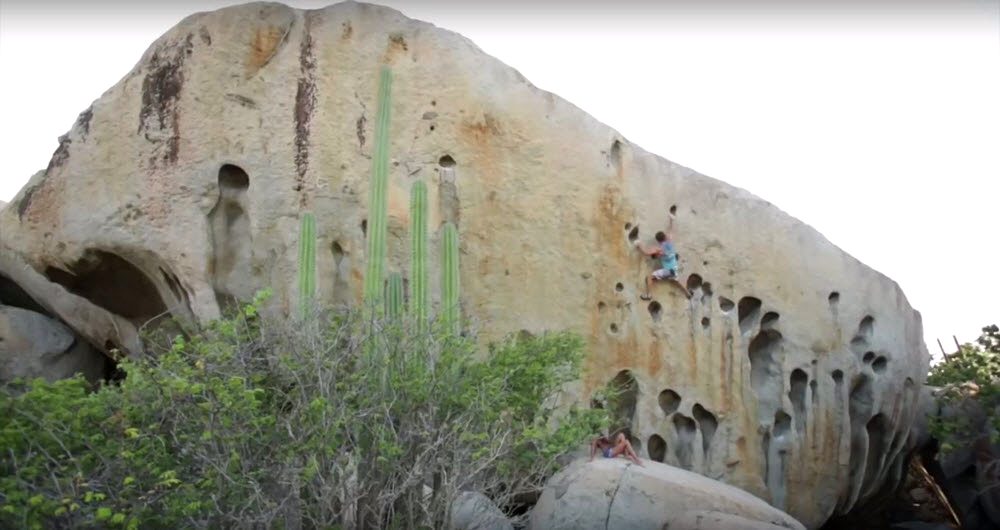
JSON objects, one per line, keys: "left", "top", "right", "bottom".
{"left": 636, "top": 213, "right": 690, "bottom": 300}
{"left": 590, "top": 431, "right": 643, "bottom": 466}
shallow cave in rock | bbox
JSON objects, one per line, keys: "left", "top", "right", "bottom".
{"left": 44, "top": 250, "right": 168, "bottom": 328}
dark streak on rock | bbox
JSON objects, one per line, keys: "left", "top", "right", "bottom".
{"left": 356, "top": 114, "right": 366, "bottom": 148}
{"left": 224, "top": 93, "right": 258, "bottom": 109}
{"left": 389, "top": 33, "right": 408, "bottom": 51}
{"left": 75, "top": 106, "right": 93, "bottom": 137}
{"left": 199, "top": 27, "right": 212, "bottom": 46}
{"left": 138, "top": 33, "right": 194, "bottom": 168}
{"left": 294, "top": 12, "right": 318, "bottom": 184}
{"left": 16, "top": 181, "right": 42, "bottom": 221}
{"left": 46, "top": 135, "right": 72, "bottom": 174}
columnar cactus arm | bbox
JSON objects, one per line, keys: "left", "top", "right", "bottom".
{"left": 363, "top": 66, "right": 393, "bottom": 305}
{"left": 386, "top": 272, "right": 404, "bottom": 319}
{"left": 297, "top": 212, "right": 316, "bottom": 315}
{"left": 441, "top": 222, "right": 460, "bottom": 333}
{"left": 409, "top": 181, "right": 428, "bottom": 326}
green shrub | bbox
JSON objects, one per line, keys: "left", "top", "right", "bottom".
{"left": 0, "top": 293, "right": 606, "bottom": 529}
{"left": 927, "top": 324, "right": 1000, "bottom": 451}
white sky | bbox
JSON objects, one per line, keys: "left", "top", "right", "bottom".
{"left": 1, "top": 1, "right": 998, "bottom": 355}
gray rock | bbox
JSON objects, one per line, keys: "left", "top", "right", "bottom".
{"left": 0, "top": 304, "right": 105, "bottom": 383}
{"left": 673, "top": 510, "right": 800, "bottom": 529}
{"left": 450, "top": 491, "right": 512, "bottom": 530}
{"left": 529, "top": 458, "right": 804, "bottom": 530}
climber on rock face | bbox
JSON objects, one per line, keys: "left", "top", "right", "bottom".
{"left": 636, "top": 213, "right": 691, "bottom": 300}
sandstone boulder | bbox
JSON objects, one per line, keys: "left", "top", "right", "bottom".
{"left": 529, "top": 458, "right": 804, "bottom": 530}
{"left": 0, "top": 304, "right": 105, "bottom": 383}
{"left": 0, "top": 2, "right": 929, "bottom": 526}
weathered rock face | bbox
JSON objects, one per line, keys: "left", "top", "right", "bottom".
{"left": 0, "top": 305, "right": 105, "bottom": 383}
{"left": 529, "top": 459, "right": 804, "bottom": 530}
{"left": 0, "top": 1, "right": 929, "bottom": 526}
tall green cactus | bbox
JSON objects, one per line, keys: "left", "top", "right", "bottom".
{"left": 409, "top": 181, "right": 428, "bottom": 326}
{"left": 297, "top": 212, "right": 316, "bottom": 315}
{"left": 440, "top": 222, "right": 460, "bottom": 334}
{"left": 386, "top": 272, "right": 404, "bottom": 319}
{"left": 363, "top": 66, "right": 393, "bottom": 305}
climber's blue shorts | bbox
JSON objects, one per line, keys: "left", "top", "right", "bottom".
{"left": 603, "top": 447, "right": 613, "bottom": 458}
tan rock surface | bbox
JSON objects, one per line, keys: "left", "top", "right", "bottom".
{"left": 0, "top": 2, "right": 929, "bottom": 526}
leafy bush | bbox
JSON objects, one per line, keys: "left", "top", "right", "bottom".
{"left": 1, "top": 294, "right": 606, "bottom": 529}
{"left": 927, "top": 324, "right": 1000, "bottom": 450}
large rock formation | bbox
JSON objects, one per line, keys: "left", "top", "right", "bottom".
{"left": 0, "top": 2, "right": 929, "bottom": 526}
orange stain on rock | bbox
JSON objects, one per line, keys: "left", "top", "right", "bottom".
{"left": 248, "top": 26, "right": 287, "bottom": 75}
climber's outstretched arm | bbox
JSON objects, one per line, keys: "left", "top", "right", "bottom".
{"left": 665, "top": 213, "right": 676, "bottom": 240}
{"left": 634, "top": 241, "right": 662, "bottom": 257}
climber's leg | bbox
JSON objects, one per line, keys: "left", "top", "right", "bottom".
{"left": 611, "top": 433, "right": 643, "bottom": 465}
{"left": 641, "top": 269, "right": 670, "bottom": 301}
{"left": 641, "top": 274, "right": 656, "bottom": 301}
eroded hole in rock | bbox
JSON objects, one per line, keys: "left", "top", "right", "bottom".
{"left": 738, "top": 296, "right": 762, "bottom": 335}
{"left": 719, "top": 296, "right": 734, "bottom": 313}
{"left": 701, "top": 317, "right": 710, "bottom": 330}
{"left": 439, "top": 162, "right": 460, "bottom": 226}
{"left": 847, "top": 374, "right": 875, "bottom": 506}
{"left": 647, "top": 434, "right": 667, "bottom": 463}
{"left": 749, "top": 329, "right": 783, "bottom": 422}
{"left": 331, "top": 241, "right": 351, "bottom": 307}
{"left": 360, "top": 219, "right": 367, "bottom": 236}
{"left": 607, "top": 370, "right": 639, "bottom": 434}
{"left": 862, "top": 414, "right": 889, "bottom": 491}
{"left": 832, "top": 369, "right": 844, "bottom": 386}
{"left": 701, "top": 281, "right": 713, "bottom": 302}
{"left": 624, "top": 222, "right": 632, "bottom": 231}
{"left": 768, "top": 410, "right": 793, "bottom": 509}
{"left": 43, "top": 250, "right": 167, "bottom": 328}
{"left": 810, "top": 379, "right": 818, "bottom": 408}
{"left": 761, "top": 311, "right": 780, "bottom": 331}
{"left": 851, "top": 316, "right": 876, "bottom": 357}
{"left": 615, "top": 282, "right": 624, "bottom": 292}
{"left": 658, "top": 388, "right": 681, "bottom": 416}
{"left": 609, "top": 140, "right": 622, "bottom": 172}
{"left": 669, "top": 204, "right": 677, "bottom": 215}
{"left": 672, "top": 413, "right": 697, "bottom": 470}
{"left": 692, "top": 403, "right": 718, "bottom": 458}
{"left": 774, "top": 409, "right": 792, "bottom": 440}
{"left": 872, "top": 355, "right": 888, "bottom": 373}
{"left": 609, "top": 323, "right": 618, "bottom": 333}
{"left": 647, "top": 301, "right": 662, "bottom": 321}
{"left": 829, "top": 291, "right": 840, "bottom": 308}
{"left": 208, "top": 165, "right": 253, "bottom": 306}
{"left": 628, "top": 225, "right": 639, "bottom": 243}
{"left": 859, "top": 315, "right": 874, "bottom": 338}
{"left": 863, "top": 351, "right": 875, "bottom": 364}
{"left": 597, "top": 301, "right": 607, "bottom": 312}
{"left": 686, "top": 274, "right": 702, "bottom": 293}
{"left": 789, "top": 369, "right": 808, "bottom": 433}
